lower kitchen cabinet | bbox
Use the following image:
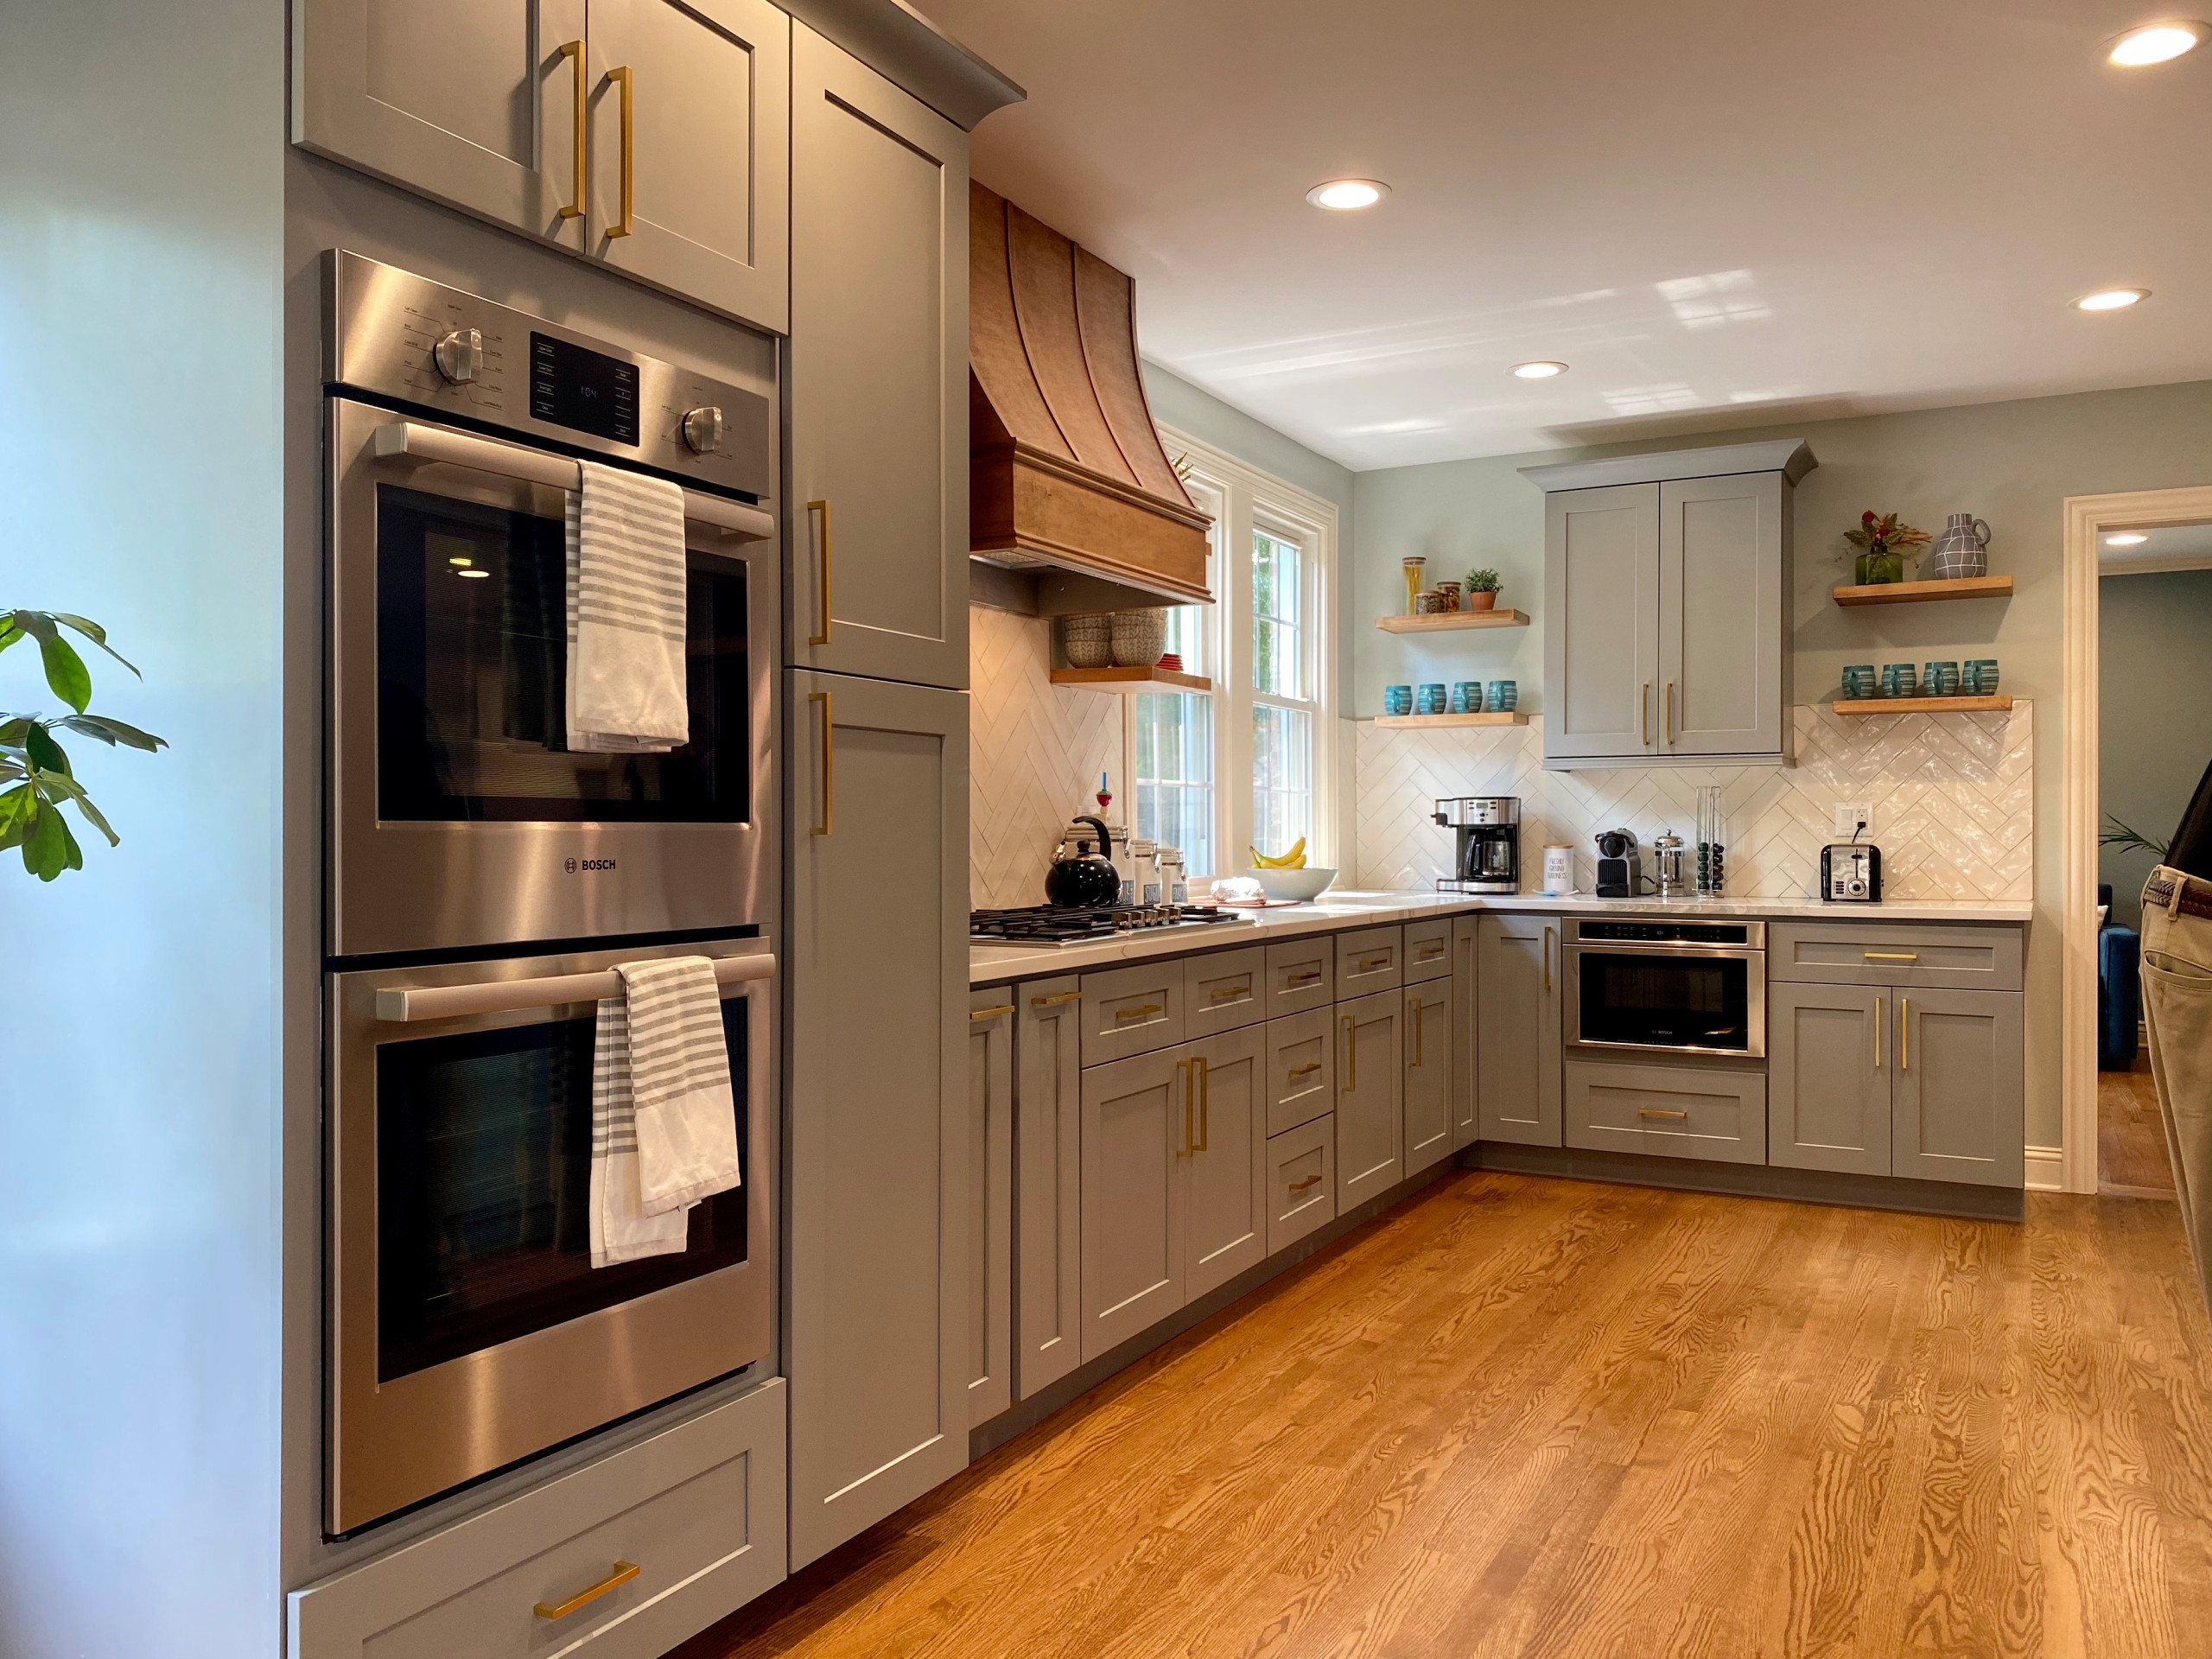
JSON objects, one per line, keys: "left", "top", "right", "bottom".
{"left": 1078, "top": 1048, "right": 1185, "bottom": 1362}
{"left": 1895, "top": 988, "right": 2024, "bottom": 1187}
{"left": 1403, "top": 973, "right": 1454, "bottom": 1175}
{"left": 965, "top": 992, "right": 1014, "bottom": 1427}
{"left": 1266, "top": 1116, "right": 1336, "bottom": 1253}
{"left": 1014, "top": 976, "right": 1083, "bottom": 1401}
{"left": 1478, "top": 913, "right": 1562, "bottom": 1146}
{"left": 785, "top": 671, "right": 968, "bottom": 1568}
{"left": 1184, "top": 1026, "right": 1269, "bottom": 1299}
{"left": 1265, "top": 1007, "right": 1335, "bottom": 1136}
{"left": 1450, "top": 916, "right": 1480, "bottom": 1151}
{"left": 1336, "top": 988, "right": 1405, "bottom": 1209}
{"left": 1564, "top": 1058, "right": 1766, "bottom": 1165}
{"left": 1769, "top": 982, "right": 1890, "bottom": 1176}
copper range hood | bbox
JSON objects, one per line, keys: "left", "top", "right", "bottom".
{"left": 969, "top": 181, "right": 1213, "bottom": 614}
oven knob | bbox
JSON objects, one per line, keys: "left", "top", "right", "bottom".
{"left": 681, "top": 404, "right": 725, "bottom": 454}
{"left": 433, "top": 327, "right": 481, "bottom": 385}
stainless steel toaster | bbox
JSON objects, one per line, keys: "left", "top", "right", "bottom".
{"left": 1820, "top": 842, "right": 1883, "bottom": 903}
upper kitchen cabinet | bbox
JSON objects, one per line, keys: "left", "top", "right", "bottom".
{"left": 789, "top": 23, "right": 969, "bottom": 687}
{"left": 294, "top": 0, "right": 790, "bottom": 331}
{"left": 587, "top": 0, "right": 791, "bottom": 331}
{"left": 1525, "top": 440, "right": 1813, "bottom": 770}
{"left": 294, "top": 0, "right": 591, "bottom": 253}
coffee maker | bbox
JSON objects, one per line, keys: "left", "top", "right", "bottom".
{"left": 1433, "top": 797, "right": 1521, "bottom": 893}
{"left": 1594, "top": 829, "right": 1644, "bottom": 898}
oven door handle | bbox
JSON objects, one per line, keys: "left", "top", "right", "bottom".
{"left": 375, "top": 953, "right": 775, "bottom": 1023}
{"left": 371, "top": 421, "right": 775, "bottom": 543}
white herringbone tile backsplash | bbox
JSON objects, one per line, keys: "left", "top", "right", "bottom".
{"left": 1353, "top": 702, "right": 2033, "bottom": 902}
{"left": 970, "top": 607, "right": 1124, "bottom": 910}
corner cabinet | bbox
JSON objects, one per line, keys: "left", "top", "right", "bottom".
{"left": 788, "top": 23, "right": 970, "bottom": 689}
{"left": 785, "top": 671, "right": 969, "bottom": 1568}
{"left": 293, "top": 0, "right": 791, "bottom": 331}
{"left": 1526, "top": 441, "right": 1812, "bottom": 770}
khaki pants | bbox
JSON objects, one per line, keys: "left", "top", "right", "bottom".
{"left": 2141, "top": 865, "right": 2212, "bottom": 1315}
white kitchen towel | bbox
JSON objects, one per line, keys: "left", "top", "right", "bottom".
{"left": 566, "top": 459, "right": 690, "bottom": 753}
{"left": 588, "top": 957, "right": 742, "bottom": 1268}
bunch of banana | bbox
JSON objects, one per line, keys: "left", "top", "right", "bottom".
{"left": 1250, "top": 837, "right": 1307, "bottom": 869}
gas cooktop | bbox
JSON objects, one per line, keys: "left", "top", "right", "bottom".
{"left": 969, "top": 904, "right": 1252, "bottom": 947}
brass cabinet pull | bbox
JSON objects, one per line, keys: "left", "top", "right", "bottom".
{"left": 1287, "top": 1173, "right": 1324, "bottom": 1192}
{"left": 806, "top": 499, "right": 832, "bottom": 645}
{"left": 1900, "top": 998, "right": 1909, "bottom": 1071}
{"left": 1638, "top": 1106, "right": 1688, "bottom": 1121}
{"left": 1665, "top": 680, "right": 1675, "bottom": 746}
{"left": 1355, "top": 954, "right": 1390, "bottom": 972}
{"left": 1543, "top": 925, "right": 1553, "bottom": 993}
{"left": 1195, "top": 1056, "right": 1210, "bottom": 1151}
{"left": 605, "top": 66, "right": 635, "bottom": 236}
{"left": 1875, "top": 995, "right": 1884, "bottom": 1069}
{"left": 807, "top": 691, "right": 832, "bottom": 835}
{"left": 535, "top": 1561, "right": 640, "bottom": 1621}
{"left": 558, "top": 41, "right": 588, "bottom": 219}
{"left": 1408, "top": 993, "right": 1424, "bottom": 1066}
{"left": 1864, "top": 951, "right": 1919, "bottom": 963}
{"left": 1178, "top": 1060, "right": 1192, "bottom": 1156}
{"left": 1417, "top": 944, "right": 1446, "bottom": 960}
{"left": 1342, "top": 1014, "right": 1357, "bottom": 1090}
{"left": 1114, "top": 1002, "right": 1163, "bottom": 1020}
{"left": 1287, "top": 969, "right": 1323, "bottom": 985}
{"left": 1209, "top": 984, "right": 1249, "bottom": 1001}
{"left": 969, "top": 1004, "right": 1014, "bottom": 1021}
{"left": 1031, "top": 989, "right": 1080, "bottom": 1007}
{"left": 1287, "top": 1061, "right": 1322, "bottom": 1078}
{"left": 1640, "top": 681, "right": 1650, "bottom": 747}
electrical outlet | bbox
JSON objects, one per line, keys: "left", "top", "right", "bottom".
{"left": 1834, "top": 802, "right": 1874, "bottom": 840}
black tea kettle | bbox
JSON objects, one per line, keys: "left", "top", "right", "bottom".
{"left": 1046, "top": 815, "right": 1122, "bottom": 907}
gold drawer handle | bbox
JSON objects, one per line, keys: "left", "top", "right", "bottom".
{"left": 1864, "top": 951, "right": 1918, "bottom": 962}
{"left": 1286, "top": 969, "right": 1323, "bottom": 985}
{"left": 1209, "top": 984, "right": 1249, "bottom": 1001}
{"left": 605, "top": 64, "right": 635, "bottom": 238}
{"left": 1114, "top": 1002, "right": 1163, "bottom": 1020}
{"left": 1354, "top": 955, "right": 1389, "bottom": 971}
{"left": 558, "top": 41, "right": 587, "bottom": 219}
{"left": 1416, "top": 945, "right": 1446, "bottom": 960}
{"left": 1637, "top": 1107, "right": 1688, "bottom": 1121}
{"left": 1287, "top": 1173, "right": 1324, "bottom": 1192}
{"left": 969, "top": 1004, "right": 1014, "bottom": 1020}
{"left": 806, "top": 499, "right": 833, "bottom": 645}
{"left": 535, "top": 1561, "right": 640, "bottom": 1621}
{"left": 1032, "top": 989, "right": 1081, "bottom": 1007}
{"left": 1287, "top": 1061, "right": 1322, "bottom": 1077}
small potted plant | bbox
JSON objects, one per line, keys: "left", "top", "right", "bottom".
{"left": 1463, "top": 569, "right": 1502, "bottom": 612}
{"left": 1843, "top": 512, "right": 1930, "bottom": 586}
{"left": 2, "top": 608, "right": 166, "bottom": 880}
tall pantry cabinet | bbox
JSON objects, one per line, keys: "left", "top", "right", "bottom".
{"left": 781, "top": 23, "right": 978, "bottom": 1569}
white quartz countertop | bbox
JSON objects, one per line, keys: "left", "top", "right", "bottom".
{"left": 970, "top": 889, "right": 2033, "bottom": 984}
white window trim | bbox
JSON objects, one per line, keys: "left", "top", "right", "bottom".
{"left": 1127, "top": 424, "right": 1341, "bottom": 881}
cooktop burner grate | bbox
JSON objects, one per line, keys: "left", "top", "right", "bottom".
{"left": 969, "top": 904, "right": 1247, "bottom": 945}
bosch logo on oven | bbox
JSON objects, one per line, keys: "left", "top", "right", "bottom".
{"left": 564, "top": 857, "right": 618, "bottom": 874}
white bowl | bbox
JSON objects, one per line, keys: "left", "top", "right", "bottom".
{"left": 1248, "top": 866, "right": 1337, "bottom": 902}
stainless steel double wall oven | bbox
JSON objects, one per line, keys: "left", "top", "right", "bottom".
{"left": 321, "top": 253, "right": 781, "bottom": 1533}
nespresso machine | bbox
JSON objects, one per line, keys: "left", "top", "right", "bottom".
{"left": 1434, "top": 797, "right": 1521, "bottom": 893}
{"left": 1594, "top": 828, "right": 1645, "bottom": 898}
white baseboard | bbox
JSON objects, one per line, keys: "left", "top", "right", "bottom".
{"left": 2025, "top": 1145, "right": 2065, "bottom": 1192}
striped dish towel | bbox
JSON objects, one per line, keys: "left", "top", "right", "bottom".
{"left": 566, "top": 459, "right": 690, "bottom": 753}
{"left": 589, "top": 956, "right": 742, "bottom": 1268}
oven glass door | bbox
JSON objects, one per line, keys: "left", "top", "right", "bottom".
{"left": 377, "top": 482, "right": 750, "bottom": 824}
{"left": 375, "top": 997, "right": 749, "bottom": 1383}
{"left": 1574, "top": 949, "right": 1754, "bottom": 1053}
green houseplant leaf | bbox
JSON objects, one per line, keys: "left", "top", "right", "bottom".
{"left": 3, "top": 608, "right": 162, "bottom": 878}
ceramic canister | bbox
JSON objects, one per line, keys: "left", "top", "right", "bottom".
{"left": 1542, "top": 844, "right": 1574, "bottom": 894}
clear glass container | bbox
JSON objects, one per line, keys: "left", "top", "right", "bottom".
{"left": 1694, "top": 785, "right": 1728, "bottom": 898}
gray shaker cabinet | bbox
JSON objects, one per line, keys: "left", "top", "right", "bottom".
{"left": 1542, "top": 483, "right": 1660, "bottom": 763}
{"left": 1014, "top": 977, "right": 1083, "bottom": 1402}
{"left": 1449, "top": 916, "right": 1481, "bottom": 1151}
{"left": 1077, "top": 1047, "right": 1185, "bottom": 1363}
{"left": 1402, "top": 974, "right": 1455, "bottom": 1176}
{"left": 1658, "top": 472, "right": 1789, "bottom": 758}
{"left": 1478, "top": 913, "right": 1562, "bottom": 1147}
{"left": 1335, "top": 988, "right": 1404, "bottom": 1211}
{"left": 1895, "top": 988, "right": 2025, "bottom": 1188}
{"left": 785, "top": 671, "right": 968, "bottom": 1568}
{"left": 1768, "top": 982, "right": 1891, "bottom": 1178}
{"left": 964, "top": 991, "right": 1014, "bottom": 1427}
{"left": 789, "top": 22, "right": 969, "bottom": 688}
{"left": 1183, "top": 1026, "right": 1270, "bottom": 1300}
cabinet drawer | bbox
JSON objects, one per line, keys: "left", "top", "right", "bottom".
{"left": 1080, "top": 960, "right": 1187, "bottom": 1065}
{"left": 1563, "top": 1060, "right": 1766, "bottom": 1166}
{"left": 289, "top": 1381, "right": 785, "bottom": 1659}
{"left": 1265, "top": 1008, "right": 1337, "bottom": 1137}
{"left": 1263, "top": 936, "right": 1336, "bottom": 1015}
{"left": 1266, "top": 1117, "right": 1336, "bottom": 1255}
{"left": 1185, "top": 946, "right": 1267, "bottom": 1038}
{"left": 1768, "top": 922, "right": 2023, "bottom": 992}
{"left": 1404, "top": 918, "right": 1452, "bottom": 982}
{"left": 1336, "top": 925, "right": 1404, "bottom": 996}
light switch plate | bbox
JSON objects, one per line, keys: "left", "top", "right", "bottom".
{"left": 1834, "top": 802, "right": 1874, "bottom": 839}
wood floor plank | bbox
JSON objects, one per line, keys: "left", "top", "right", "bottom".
{"left": 673, "top": 1173, "right": 2212, "bottom": 1659}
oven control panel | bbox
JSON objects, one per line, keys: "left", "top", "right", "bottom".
{"left": 321, "top": 250, "right": 772, "bottom": 501}
{"left": 1574, "top": 918, "right": 1762, "bottom": 946}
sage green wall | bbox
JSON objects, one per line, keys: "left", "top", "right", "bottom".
{"left": 1349, "top": 378, "right": 2212, "bottom": 1153}
{"left": 2100, "top": 569, "right": 2212, "bottom": 931}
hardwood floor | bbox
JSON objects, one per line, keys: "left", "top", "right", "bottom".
{"left": 2101, "top": 1054, "right": 2177, "bottom": 1197}
{"left": 678, "top": 1173, "right": 2212, "bottom": 1659}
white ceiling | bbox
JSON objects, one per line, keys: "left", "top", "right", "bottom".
{"left": 2101, "top": 521, "right": 2212, "bottom": 573}
{"left": 916, "top": 0, "right": 2212, "bottom": 470}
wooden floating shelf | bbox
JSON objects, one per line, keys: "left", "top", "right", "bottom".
{"left": 1374, "top": 608, "right": 1531, "bottom": 633}
{"left": 1049, "top": 665, "right": 1213, "bottom": 694}
{"left": 1831, "top": 695, "right": 2013, "bottom": 716}
{"left": 1832, "top": 575, "right": 2013, "bottom": 607}
{"left": 1373, "top": 711, "right": 1529, "bottom": 728}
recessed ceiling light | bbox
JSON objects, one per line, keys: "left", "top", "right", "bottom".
{"left": 2075, "top": 287, "right": 2151, "bottom": 311}
{"left": 455, "top": 568, "right": 491, "bottom": 579}
{"left": 2108, "top": 20, "right": 2208, "bottom": 64}
{"left": 1511, "top": 360, "right": 1568, "bottom": 379}
{"left": 1306, "top": 179, "right": 1389, "bottom": 211}
{"left": 2107, "top": 532, "right": 2150, "bottom": 545}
